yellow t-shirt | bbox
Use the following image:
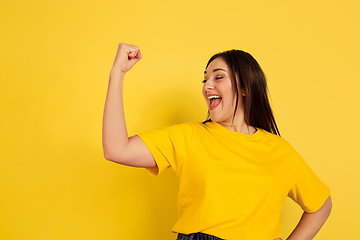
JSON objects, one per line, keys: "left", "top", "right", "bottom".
{"left": 137, "top": 121, "right": 330, "bottom": 240}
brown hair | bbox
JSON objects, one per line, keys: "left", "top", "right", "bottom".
{"left": 203, "top": 50, "right": 280, "bottom": 136}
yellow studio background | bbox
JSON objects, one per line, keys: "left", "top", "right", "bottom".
{"left": 0, "top": 0, "right": 359, "bottom": 239}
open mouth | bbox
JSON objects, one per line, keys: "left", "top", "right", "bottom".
{"left": 209, "top": 95, "right": 222, "bottom": 110}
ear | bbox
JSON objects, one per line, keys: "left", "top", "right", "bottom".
{"left": 242, "top": 91, "right": 246, "bottom": 96}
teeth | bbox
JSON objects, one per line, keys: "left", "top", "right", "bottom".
{"left": 208, "top": 95, "right": 221, "bottom": 99}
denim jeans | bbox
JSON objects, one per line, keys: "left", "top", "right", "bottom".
{"left": 176, "top": 232, "right": 223, "bottom": 240}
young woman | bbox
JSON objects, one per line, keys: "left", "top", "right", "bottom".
{"left": 102, "top": 43, "right": 332, "bottom": 240}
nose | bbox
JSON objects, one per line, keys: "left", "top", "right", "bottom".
{"left": 204, "top": 80, "right": 214, "bottom": 91}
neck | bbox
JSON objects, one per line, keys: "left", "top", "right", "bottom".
{"left": 217, "top": 113, "right": 256, "bottom": 135}
{"left": 218, "top": 121, "right": 256, "bottom": 135}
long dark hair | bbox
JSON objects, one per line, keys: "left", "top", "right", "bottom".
{"left": 203, "top": 50, "right": 280, "bottom": 136}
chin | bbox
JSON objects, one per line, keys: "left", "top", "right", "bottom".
{"left": 209, "top": 113, "right": 222, "bottom": 123}
{"left": 210, "top": 112, "right": 233, "bottom": 123}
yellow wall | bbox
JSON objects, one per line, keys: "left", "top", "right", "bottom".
{"left": 1, "top": 0, "right": 359, "bottom": 239}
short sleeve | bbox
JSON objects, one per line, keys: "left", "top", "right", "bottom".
{"left": 288, "top": 155, "right": 331, "bottom": 213}
{"left": 136, "top": 123, "right": 193, "bottom": 176}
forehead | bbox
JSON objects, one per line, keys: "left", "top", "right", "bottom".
{"left": 205, "top": 57, "right": 228, "bottom": 74}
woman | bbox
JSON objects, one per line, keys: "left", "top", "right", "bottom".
{"left": 102, "top": 43, "right": 332, "bottom": 240}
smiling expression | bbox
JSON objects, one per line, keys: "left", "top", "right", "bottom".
{"left": 202, "top": 57, "right": 245, "bottom": 124}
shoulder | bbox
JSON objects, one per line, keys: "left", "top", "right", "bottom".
{"left": 138, "top": 122, "right": 200, "bottom": 138}
{"left": 257, "top": 128, "right": 288, "bottom": 145}
{"left": 138, "top": 122, "right": 198, "bottom": 142}
{"left": 258, "top": 129, "right": 303, "bottom": 158}
{"left": 163, "top": 122, "right": 197, "bottom": 134}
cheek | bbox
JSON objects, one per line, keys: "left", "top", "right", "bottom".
{"left": 226, "top": 95, "right": 238, "bottom": 113}
{"left": 202, "top": 86, "right": 206, "bottom": 98}
{"left": 223, "top": 86, "right": 235, "bottom": 104}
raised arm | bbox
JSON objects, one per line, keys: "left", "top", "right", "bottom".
{"left": 102, "top": 43, "right": 156, "bottom": 168}
{"left": 287, "top": 196, "right": 332, "bottom": 240}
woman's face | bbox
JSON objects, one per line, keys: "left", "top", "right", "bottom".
{"left": 202, "top": 57, "right": 245, "bottom": 123}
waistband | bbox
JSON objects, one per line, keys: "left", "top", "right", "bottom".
{"left": 176, "top": 232, "right": 223, "bottom": 240}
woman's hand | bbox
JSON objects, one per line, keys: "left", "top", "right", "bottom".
{"left": 111, "top": 43, "right": 142, "bottom": 76}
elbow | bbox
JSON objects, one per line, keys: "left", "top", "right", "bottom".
{"left": 326, "top": 195, "right": 333, "bottom": 216}
{"left": 311, "top": 195, "right": 332, "bottom": 220}
{"left": 103, "top": 148, "right": 119, "bottom": 162}
{"left": 320, "top": 195, "right": 332, "bottom": 224}
{"left": 103, "top": 148, "right": 127, "bottom": 164}
{"left": 102, "top": 143, "right": 117, "bottom": 161}
{"left": 323, "top": 195, "right": 332, "bottom": 213}
{"left": 103, "top": 150, "right": 113, "bottom": 161}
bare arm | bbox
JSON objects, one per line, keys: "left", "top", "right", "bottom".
{"left": 102, "top": 43, "right": 156, "bottom": 168}
{"left": 287, "top": 196, "right": 332, "bottom": 240}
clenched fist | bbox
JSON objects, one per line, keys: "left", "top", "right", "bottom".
{"left": 111, "top": 43, "right": 142, "bottom": 75}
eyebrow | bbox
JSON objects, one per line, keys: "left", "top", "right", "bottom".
{"left": 204, "top": 68, "right": 227, "bottom": 74}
